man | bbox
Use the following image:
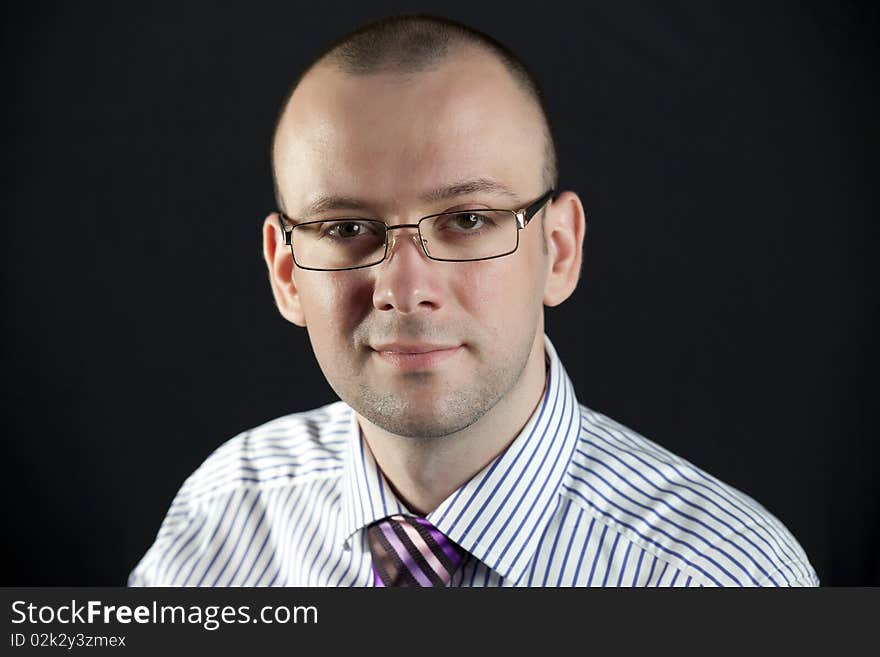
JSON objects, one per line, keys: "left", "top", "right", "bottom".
{"left": 129, "top": 15, "right": 818, "bottom": 587}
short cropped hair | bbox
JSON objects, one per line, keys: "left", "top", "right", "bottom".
{"left": 271, "top": 14, "right": 558, "bottom": 212}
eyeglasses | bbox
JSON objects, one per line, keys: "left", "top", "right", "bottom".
{"left": 277, "top": 189, "right": 554, "bottom": 271}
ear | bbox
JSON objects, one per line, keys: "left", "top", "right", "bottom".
{"left": 542, "top": 191, "right": 587, "bottom": 307}
{"left": 262, "top": 213, "right": 307, "bottom": 327}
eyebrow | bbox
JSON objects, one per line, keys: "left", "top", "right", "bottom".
{"left": 421, "top": 178, "right": 519, "bottom": 204}
{"left": 297, "top": 178, "right": 519, "bottom": 218}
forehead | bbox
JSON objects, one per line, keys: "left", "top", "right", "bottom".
{"left": 274, "top": 47, "right": 546, "bottom": 214}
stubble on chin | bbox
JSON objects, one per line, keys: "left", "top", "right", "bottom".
{"left": 342, "top": 345, "right": 531, "bottom": 440}
{"left": 321, "top": 313, "right": 537, "bottom": 440}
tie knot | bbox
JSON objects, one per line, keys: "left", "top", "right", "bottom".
{"left": 367, "top": 514, "right": 465, "bottom": 587}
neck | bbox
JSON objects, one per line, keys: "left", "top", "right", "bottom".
{"left": 357, "top": 333, "right": 548, "bottom": 516}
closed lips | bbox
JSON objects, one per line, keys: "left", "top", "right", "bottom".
{"left": 372, "top": 344, "right": 459, "bottom": 353}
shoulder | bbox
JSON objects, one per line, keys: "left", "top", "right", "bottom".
{"left": 178, "top": 400, "right": 352, "bottom": 505}
{"left": 562, "top": 405, "right": 818, "bottom": 587}
{"left": 128, "top": 401, "right": 352, "bottom": 586}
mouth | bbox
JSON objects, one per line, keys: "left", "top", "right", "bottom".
{"left": 370, "top": 343, "right": 463, "bottom": 372}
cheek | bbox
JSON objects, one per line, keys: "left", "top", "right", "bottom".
{"left": 451, "top": 262, "right": 499, "bottom": 310}
{"left": 452, "top": 252, "right": 541, "bottom": 329}
{"left": 298, "top": 271, "right": 373, "bottom": 339}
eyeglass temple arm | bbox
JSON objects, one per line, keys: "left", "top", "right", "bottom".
{"left": 519, "top": 189, "right": 555, "bottom": 228}
{"left": 277, "top": 213, "right": 294, "bottom": 246}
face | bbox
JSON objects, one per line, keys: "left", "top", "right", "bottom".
{"left": 270, "top": 48, "right": 555, "bottom": 439}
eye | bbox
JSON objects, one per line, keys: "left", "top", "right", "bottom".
{"left": 325, "top": 221, "right": 372, "bottom": 239}
{"left": 449, "top": 212, "right": 486, "bottom": 231}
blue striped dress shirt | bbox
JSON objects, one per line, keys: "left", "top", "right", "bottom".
{"left": 129, "top": 336, "right": 818, "bottom": 587}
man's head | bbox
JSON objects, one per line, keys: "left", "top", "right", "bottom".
{"left": 263, "top": 15, "right": 585, "bottom": 439}
{"left": 271, "top": 15, "right": 559, "bottom": 210}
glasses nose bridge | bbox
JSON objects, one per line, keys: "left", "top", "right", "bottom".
{"left": 384, "top": 222, "right": 427, "bottom": 259}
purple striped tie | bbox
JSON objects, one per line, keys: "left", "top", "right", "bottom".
{"left": 367, "top": 514, "right": 465, "bottom": 587}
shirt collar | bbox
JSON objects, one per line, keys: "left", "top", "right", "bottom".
{"left": 339, "top": 334, "right": 582, "bottom": 583}
{"left": 339, "top": 411, "right": 408, "bottom": 548}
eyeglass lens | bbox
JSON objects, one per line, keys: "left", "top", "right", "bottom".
{"left": 291, "top": 210, "right": 519, "bottom": 270}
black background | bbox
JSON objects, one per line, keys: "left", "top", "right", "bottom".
{"left": 3, "top": 1, "right": 877, "bottom": 585}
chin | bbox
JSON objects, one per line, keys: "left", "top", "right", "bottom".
{"left": 368, "top": 414, "right": 481, "bottom": 440}
{"left": 335, "top": 339, "right": 533, "bottom": 439}
{"left": 351, "top": 392, "right": 491, "bottom": 440}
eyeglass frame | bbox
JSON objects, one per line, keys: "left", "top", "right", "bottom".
{"left": 276, "top": 188, "right": 556, "bottom": 272}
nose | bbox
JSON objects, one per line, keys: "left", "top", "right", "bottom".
{"left": 372, "top": 226, "right": 444, "bottom": 314}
